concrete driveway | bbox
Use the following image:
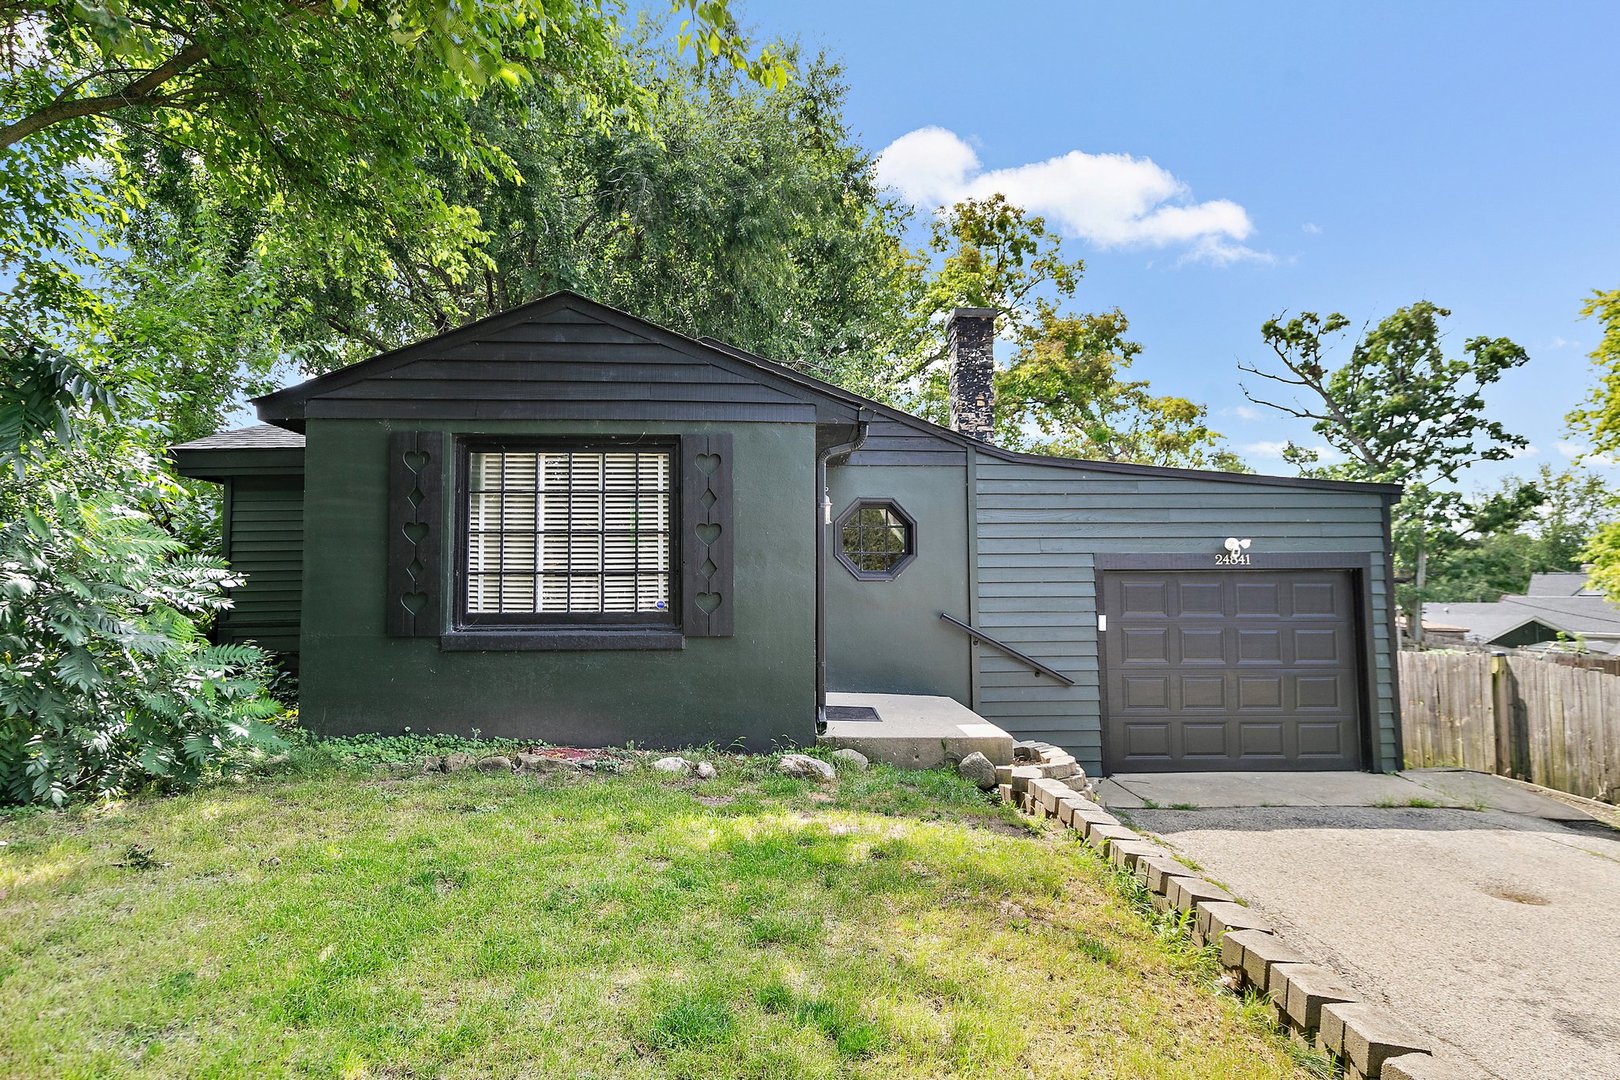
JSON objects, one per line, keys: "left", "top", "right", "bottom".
{"left": 1103, "top": 770, "right": 1620, "bottom": 1080}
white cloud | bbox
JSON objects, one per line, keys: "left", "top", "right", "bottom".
{"left": 876, "top": 126, "right": 1267, "bottom": 264}
{"left": 1225, "top": 405, "right": 1262, "bottom": 422}
{"left": 1507, "top": 444, "right": 1540, "bottom": 459}
{"left": 1241, "top": 441, "right": 1346, "bottom": 463}
{"left": 1557, "top": 441, "right": 1618, "bottom": 466}
{"left": 1549, "top": 336, "right": 1584, "bottom": 350}
{"left": 1301, "top": 222, "right": 1322, "bottom": 235}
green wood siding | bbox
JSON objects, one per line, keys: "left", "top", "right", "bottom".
{"left": 221, "top": 475, "right": 304, "bottom": 655}
{"left": 971, "top": 455, "right": 1400, "bottom": 774}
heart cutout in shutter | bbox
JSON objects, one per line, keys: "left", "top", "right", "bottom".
{"left": 694, "top": 592, "right": 721, "bottom": 614}
{"left": 403, "top": 449, "right": 429, "bottom": 472}
{"left": 695, "top": 523, "right": 721, "bottom": 545}
{"left": 695, "top": 453, "right": 720, "bottom": 475}
{"left": 403, "top": 521, "right": 429, "bottom": 545}
{"left": 401, "top": 591, "right": 428, "bottom": 614}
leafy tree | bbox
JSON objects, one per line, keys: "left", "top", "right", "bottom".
{"left": 910, "top": 196, "right": 1242, "bottom": 469}
{"left": 1, "top": 0, "right": 781, "bottom": 366}
{"left": 0, "top": 336, "right": 282, "bottom": 805}
{"left": 1240, "top": 302, "right": 1533, "bottom": 641}
{"left": 107, "top": 46, "right": 919, "bottom": 428}
{"left": 1424, "top": 467, "right": 1617, "bottom": 602}
{"left": 1567, "top": 288, "right": 1620, "bottom": 597}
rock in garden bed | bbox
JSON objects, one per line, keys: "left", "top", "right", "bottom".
{"left": 777, "top": 753, "right": 836, "bottom": 781}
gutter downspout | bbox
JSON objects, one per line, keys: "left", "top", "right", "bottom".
{"left": 816, "top": 412, "right": 871, "bottom": 732}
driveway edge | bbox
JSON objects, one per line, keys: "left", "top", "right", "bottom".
{"left": 1001, "top": 744, "right": 1491, "bottom": 1080}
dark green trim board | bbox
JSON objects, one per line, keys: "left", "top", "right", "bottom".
{"left": 386, "top": 431, "right": 447, "bottom": 638}
{"left": 1380, "top": 494, "right": 1408, "bottom": 769}
{"left": 680, "top": 434, "right": 734, "bottom": 637}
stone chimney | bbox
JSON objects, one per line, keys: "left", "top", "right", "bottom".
{"left": 946, "top": 307, "right": 996, "bottom": 442}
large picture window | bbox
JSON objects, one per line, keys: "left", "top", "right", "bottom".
{"left": 462, "top": 443, "right": 675, "bottom": 624}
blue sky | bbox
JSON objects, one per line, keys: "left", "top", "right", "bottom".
{"left": 736, "top": 0, "right": 1620, "bottom": 486}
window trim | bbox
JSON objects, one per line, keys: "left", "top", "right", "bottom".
{"left": 453, "top": 436, "right": 681, "bottom": 630}
{"left": 833, "top": 497, "right": 917, "bottom": 581}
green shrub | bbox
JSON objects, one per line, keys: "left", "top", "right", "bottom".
{"left": 0, "top": 443, "right": 283, "bottom": 804}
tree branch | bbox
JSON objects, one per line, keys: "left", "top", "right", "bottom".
{"left": 1, "top": 38, "right": 211, "bottom": 150}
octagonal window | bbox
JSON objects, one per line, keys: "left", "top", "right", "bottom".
{"left": 835, "top": 499, "right": 916, "bottom": 580}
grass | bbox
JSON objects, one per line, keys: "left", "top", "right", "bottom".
{"left": 0, "top": 743, "right": 1317, "bottom": 1079}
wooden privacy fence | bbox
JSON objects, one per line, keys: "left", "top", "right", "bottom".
{"left": 1399, "top": 650, "right": 1620, "bottom": 803}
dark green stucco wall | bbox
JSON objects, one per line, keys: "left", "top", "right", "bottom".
{"left": 824, "top": 464, "right": 972, "bottom": 702}
{"left": 298, "top": 418, "right": 818, "bottom": 749}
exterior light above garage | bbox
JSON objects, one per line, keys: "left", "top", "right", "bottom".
{"left": 1217, "top": 537, "right": 1253, "bottom": 566}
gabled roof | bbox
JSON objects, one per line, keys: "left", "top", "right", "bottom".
{"left": 1423, "top": 593, "right": 1620, "bottom": 644}
{"left": 243, "top": 290, "right": 1398, "bottom": 496}
{"left": 253, "top": 291, "right": 863, "bottom": 428}
{"left": 1527, "top": 571, "right": 1600, "bottom": 596}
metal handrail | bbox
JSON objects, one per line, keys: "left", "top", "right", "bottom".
{"left": 939, "top": 612, "right": 1076, "bottom": 686}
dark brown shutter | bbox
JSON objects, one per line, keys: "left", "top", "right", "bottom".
{"left": 680, "top": 433, "right": 734, "bottom": 637}
{"left": 386, "top": 430, "right": 448, "bottom": 637}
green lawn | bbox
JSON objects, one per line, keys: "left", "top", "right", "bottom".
{"left": 0, "top": 746, "right": 1321, "bottom": 1078}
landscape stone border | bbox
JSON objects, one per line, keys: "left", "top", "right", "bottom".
{"left": 999, "top": 741, "right": 1489, "bottom": 1080}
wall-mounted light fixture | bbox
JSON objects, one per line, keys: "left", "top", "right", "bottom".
{"left": 1217, "top": 536, "right": 1253, "bottom": 565}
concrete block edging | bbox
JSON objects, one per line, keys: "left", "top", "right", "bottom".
{"left": 1000, "top": 742, "right": 1483, "bottom": 1080}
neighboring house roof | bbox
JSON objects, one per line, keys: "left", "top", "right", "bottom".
{"left": 172, "top": 424, "right": 307, "bottom": 451}
{"left": 1526, "top": 571, "right": 1600, "bottom": 596}
{"left": 214, "top": 291, "right": 1399, "bottom": 497}
{"left": 169, "top": 424, "right": 306, "bottom": 479}
{"left": 1423, "top": 591, "right": 1620, "bottom": 651}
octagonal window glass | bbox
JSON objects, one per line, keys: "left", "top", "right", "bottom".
{"left": 835, "top": 499, "right": 916, "bottom": 580}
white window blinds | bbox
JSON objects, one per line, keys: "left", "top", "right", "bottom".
{"left": 466, "top": 449, "right": 672, "bottom": 617}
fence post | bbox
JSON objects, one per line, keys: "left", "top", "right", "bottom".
{"left": 1491, "top": 655, "right": 1512, "bottom": 779}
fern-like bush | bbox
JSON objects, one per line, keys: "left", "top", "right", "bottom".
{"left": 0, "top": 461, "right": 285, "bottom": 804}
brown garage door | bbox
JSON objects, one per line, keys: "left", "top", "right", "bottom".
{"left": 1102, "top": 570, "right": 1363, "bottom": 772}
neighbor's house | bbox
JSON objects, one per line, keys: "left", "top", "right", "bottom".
{"left": 1421, "top": 571, "right": 1620, "bottom": 655}
{"left": 172, "top": 293, "right": 1403, "bottom": 775}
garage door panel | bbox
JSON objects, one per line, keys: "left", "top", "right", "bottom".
{"left": 1234, "top": 581, "right": 1280, "bottom": 615}
{"left": 1297, "top": 721, "right": 1351, "bottom": 758}
{"left": 1181, "top": 722, "right": 1229, "bottom": 758}
{"left": 1292, "top": 581, "right": 1338, "bottom": 615}
{"left": 1121, "top": 581, "right": 1170, "bottom": 616}
{"left": 1178, "top": 628, "right": 1225, "bottom": 662}
{"left": 1238, "top": 722, "right": 1286, "bottom": 758}
{"left": 1122, "top": 675, "right": 1169, "bottom": 709}
{"left": 1122, "top": 628, "right": 1170, "bottom": 662}
{"left": 1295, "top": 675, "right": 1341, "bottom": 709}
{"left": 1294, "top": 628, "right": 1343, "bottom": 662}
{"left": 1237, "top": 676, "right": 1284, "bottom": 709}
{"left": 1237, "top": 630, "right": 1283, "bottom": 662}
{"left": 1179, "top": 675, "right": 1226, "bottom": 709}
{"left": 1178, "top": 580, "right": 1224, "bottom": 614}
{"left": 1104, "top": 569, "right": 1363, "bottom": 772}
{"left": 1123, "top": 723, "right": 1172, "bottom": 759}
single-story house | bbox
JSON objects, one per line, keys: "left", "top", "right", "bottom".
{"left": 1422, "top": 572, "right": 1620, "bottom": 654}
{"left": 172, "top": 293, "right": 1404, "bottom": 775}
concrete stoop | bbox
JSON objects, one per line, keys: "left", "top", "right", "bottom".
{"left": 818, "top": 692, "right": 1014, "bottom": 769}
{"left": 1003, "top": 743, "right": 1489, "bottom": 1080}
